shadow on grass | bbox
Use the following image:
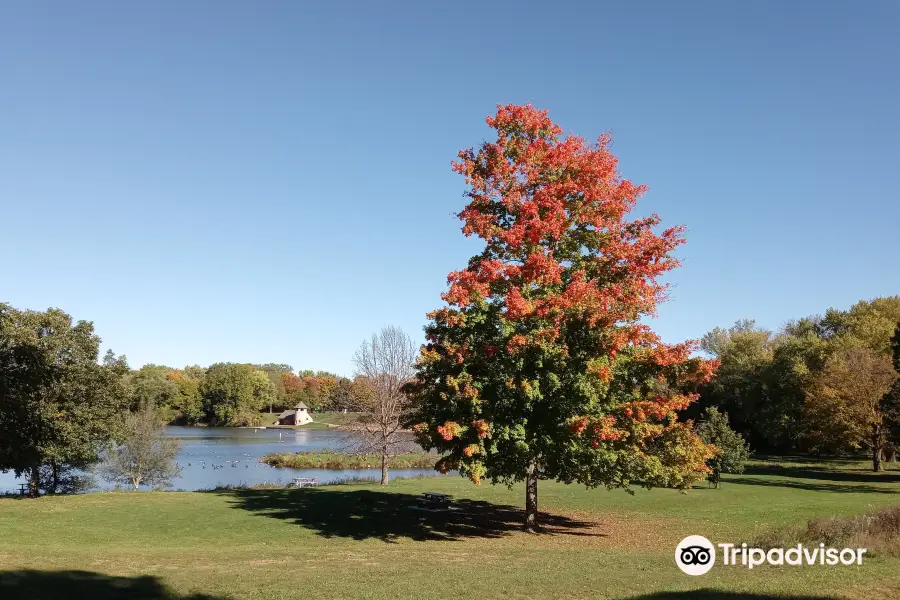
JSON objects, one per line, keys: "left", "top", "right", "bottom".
{"left": 725, "top": 475, "right": 898, "bottom": 494}
{"left": 212, "top": 487, "right": 598, "bottom": 542}
{"left": 753, "top": 454, "right": 867, "bottom": 466}
{"left": 627, "top": 592, "right": 835, "bottom": 600}
{"left": 0, "top": 570, "right": 228, "bottom": 600}
{"left": 743, "top": 464, "right": 900, "bottom": 484}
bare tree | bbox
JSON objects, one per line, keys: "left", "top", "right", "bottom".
{"left": 101, "top": 405, "right": 181, "bottom": 489}
{"left": 349, "top": 326, "right": 417, "bottom": 485}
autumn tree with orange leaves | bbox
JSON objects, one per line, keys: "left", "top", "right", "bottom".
{"left": 405, "top": 104, "right": 718, "bottom": 531}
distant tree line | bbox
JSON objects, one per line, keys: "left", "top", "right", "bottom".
{"left": 687, "top": 296, "right": 900, "bottom": 470}
{"left": 121, "top": 362, "right": 370, "bottom": 427}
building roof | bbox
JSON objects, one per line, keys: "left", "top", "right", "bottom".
{"left": 277, "top": 410, "right": 296, "bottom": 419}
{"left": 294, "top": 402, "right": 309, "bottom": 410}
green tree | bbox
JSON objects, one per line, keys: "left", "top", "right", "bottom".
{"left": 101, "top": 405, "right": 181, "bottom": 489}
{"left": 253, "top": 364, "right": 293, "bottom": 412}
{"left": 127, "top": 365, "right": 179, "bottom": 415}
{"left": 765, "top": 329, "right": 830, "bottom": 451}
{"left": 696, "top": 320, "right": 776, "bottom": 448}
{"left": 249, "top": 369, "right": 278, "bottom": 417}
{"left": 168, "top": 369, "right": 204, "bottom": 425}
{"left": 696, "top": 407, "right": 750, "bottom": 488}
{"left": 832, "top": 297, "right": 900, "bottom": 355}
{"left": 200, "top": 363, "right": 267, "bottom": 426}
{"left": 0, "top": 304, "right": 128, "bottom": 496}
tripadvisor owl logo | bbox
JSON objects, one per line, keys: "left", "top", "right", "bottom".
{"left": 675, "top": 535, "right": 715, "bottom": 575}
{"left": 675, "top": 535, "right": 868, "bottom": 575}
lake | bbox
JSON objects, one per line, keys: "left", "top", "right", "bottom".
{"left": 0, "top": 426, "right": 443, "bottom": 493}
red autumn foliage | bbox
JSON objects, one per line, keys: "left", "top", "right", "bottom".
{"left": 408, "top": 104, "right": 719, "bottom": 518}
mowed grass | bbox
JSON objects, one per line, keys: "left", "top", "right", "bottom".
{"left": 3, "top": 459, "right": 900, "bottom": 599}
{"left": 257, "top": 411, "right": 364, "bottom": 429}
{"left": 309, "top": 412, "right": 366, "bottom": 426}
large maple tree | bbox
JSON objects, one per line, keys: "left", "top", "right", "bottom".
{"left": 406, "top": 104, "right": 718, "bottom": 530}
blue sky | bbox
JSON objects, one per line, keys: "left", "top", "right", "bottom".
{"left": 2, "top": 1, "right": 898, "bottom": 376}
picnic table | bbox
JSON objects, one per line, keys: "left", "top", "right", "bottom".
{"left": 292, "top": 477, "right": 319, "bottom": 488}
{"left": 420, "top": 492, "right": 451, "bottom": 509}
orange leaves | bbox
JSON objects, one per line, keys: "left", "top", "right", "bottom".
{"left": 569, "top": 416, "right": 589, "bottom": 434}
{"left": 417, "top": 345, "right": 441, "bottom": 366}
{"left": 691, "top": 358, "right": 720, "bottom": 384}
{"left": 463, "top": 444, "right": 481, "bottom": 457}
{"left": 443, "top": 270, "right": 490, "bottom": 307}
{"left": 651, "top": 342, "right": 694, "bottom": 366}
{"left": 506, "top": 335, "right": 528, "bottom": 354}
{"left": 486, "top": 103, "right": 562, "bottom": 137}
{"left": 621, "top": 394, "right": 700, "bottom": 425}
{"left": 281, "top": 372, "right": 303, "bottom": 397}
{"left": 570, "top": 415, "right": 624, "bottom": 442}
{"left": 460, "top": 384, "right": 479, "bottom": 401}
{"left": 426, "top": 308, "right": 466, "bottom": 328}
{"left": 505, "top": 287, "right": 534, "bottom": 319}
{"left": 521, "top": 251, "right": 562, "bottom": 285}
{"left": 591, "top": 416, "right": 623, "bottom": 442}
{"left": 442, "top": 102, "right": 689, "bottom": 370}
{"left": 471, "top": 419, "right": 490, "bottom": 438}
{"left": 436, "top": 421, "right": 463, "bottom": 441}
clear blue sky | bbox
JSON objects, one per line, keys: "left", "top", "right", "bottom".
{"left": 2, "top": 1, "right": 898, "bottom": 376}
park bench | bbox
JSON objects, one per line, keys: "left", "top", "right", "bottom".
{"left": 420, "top": 492, "right": 451, "bottom": 509}
{"left": 292, "top": 477, "right": 319, "bottom": 488}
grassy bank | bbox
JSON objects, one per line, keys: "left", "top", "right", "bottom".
{"left": 257, "top": 411, "right": 364, "bottom": 429}
{"left": 261, "top": 450, "right": 437, "bottom": 469}
{"left": 3, "top": 458, "right": 900, "bottom": 599}
{"left": 310, "top": 412, "right": 365, "bottom": 426}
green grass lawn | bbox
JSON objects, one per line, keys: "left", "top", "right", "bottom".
{"left": 309, "top": 412, "right": 365, "bottom": 426}
{"left": 3, "top": 459, "right": 900, "bottom": 599}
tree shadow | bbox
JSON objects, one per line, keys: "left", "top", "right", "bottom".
{"left": 743, "top": 464, "right": 900, "bottom": 483}
{"left": 0, "top": 570, "right": 229, "bottom": 600}
{"left": 626, "top": 592, "right": 836, "bottom": 600}
{"left": 211, "top": 487, "right": 599, "bottom": 542}
{"left": 753, "top": 454, "right": 867, "bottom": 466}
{"left": 726, "top": 475, "right": 898, "bottom": 494}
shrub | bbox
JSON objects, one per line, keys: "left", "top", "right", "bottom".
{"left": 696, "top": 407, "right": 750, "bottom": 487}
{"left": 756, "top": 506, "right": 900, "bottom": 557}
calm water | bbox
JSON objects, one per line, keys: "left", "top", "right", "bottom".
{"left": 0, "top": 426, "right": 442, "bottom": 493}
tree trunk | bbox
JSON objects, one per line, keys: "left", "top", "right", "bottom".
{"left": 28, "top": 465, "right": 41, "bottom": 498}
{"left": 50, "top": 460, "right": 60, "bottom": 494}
{"left": 873, "top": 426, "right": 884, "bottom": 472}
{"left": 524, "top": 462, "right": 539, "bottom": 532}
{"left": 380, "top": 451, "right": 388, "bottom": 485}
